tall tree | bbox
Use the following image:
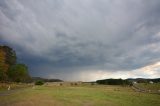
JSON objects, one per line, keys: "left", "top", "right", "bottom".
{"left": 2, "top": 45, "right": 16, "bottom": 66}
{"left": 0, "top": 45, "right": 30, "bottom": 82}
{"left": 0, "top": 45, "right": 16, "bottom": 72}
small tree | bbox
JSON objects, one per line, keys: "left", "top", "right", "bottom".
{"left": 7, "top": 64, "right": 30, "bottom": 82}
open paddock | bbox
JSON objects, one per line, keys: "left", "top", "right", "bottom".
{"left": 0, "top": 83, "right": 160, "bottom": 106}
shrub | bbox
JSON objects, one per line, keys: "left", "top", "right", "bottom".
{"left": 35, "top": 80, "right": 44, "bottom": 85}
{"left": 7, "top": 64, "right": 30, "bottom": 82}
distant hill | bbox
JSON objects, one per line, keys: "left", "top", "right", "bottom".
{"left": 32, "top": 77, "right": 63, "bottom": 82}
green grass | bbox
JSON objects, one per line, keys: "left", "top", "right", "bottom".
{"left": 0, "top": 83, "right": 160, "bottom": 106}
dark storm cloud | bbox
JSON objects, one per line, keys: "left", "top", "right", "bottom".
{"left": 0, "top": 0, "right": 160, "bottom": 80}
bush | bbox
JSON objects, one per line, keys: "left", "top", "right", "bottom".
{"left": 35, "top": 80, "right": 44, "bottom": 85}
{"left": 7, "top": 64, "right": 30, "bottom": 82}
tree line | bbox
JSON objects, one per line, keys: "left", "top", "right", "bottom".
{"left": 96, "top": 79, "right": 130, "bottom": 85}
{"left": 96, "top": 78, "right": 160, "bottom": 85}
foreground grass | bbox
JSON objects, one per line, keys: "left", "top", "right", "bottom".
{"left": 0, "top": 83, "right": 32, "bottom": 91}
{"left": 0, "top": 84, "right": 160, "bottom": 106}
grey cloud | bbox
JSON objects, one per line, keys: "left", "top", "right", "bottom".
{"left": 0, "top": 0, "right": 160, "bottom": 80}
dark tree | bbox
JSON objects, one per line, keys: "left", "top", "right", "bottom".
{"left": 2, "top": 45, "right": 16, "bottom": 65}
{"left": 0, "top": 45, "right": 17, "bottom": 81}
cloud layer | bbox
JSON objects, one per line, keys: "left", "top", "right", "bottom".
{"left": 0, "top": 0, "right": 160, "bottom": 80}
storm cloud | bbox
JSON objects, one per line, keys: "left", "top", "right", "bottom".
{"left": 0, "top": 0, "right": 160, "bottom": 81}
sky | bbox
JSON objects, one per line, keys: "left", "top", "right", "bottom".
{"left": 0, "top": 0, "right": 160, "bottom": 81}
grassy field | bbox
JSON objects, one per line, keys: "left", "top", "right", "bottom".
{"left": 0, "top": 83, "right": 160, "bottom": 106}
{"left": 0, "top": 83, "right": 32, "bottom": 91}
{"left": 135, "top": 83, "right": 160, "bottom": 91}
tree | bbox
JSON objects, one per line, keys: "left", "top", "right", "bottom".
{"left": 7, "top": 64, "right": 30, "bottom": 82}
{"left": 0, "top": 45, "right": 31, "bottom": 82}
{"left": 2, "top": 45, "right": 16, "bottom": 66}
{"left": 0, "top": 45, "right": 16, "bottom": 72}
